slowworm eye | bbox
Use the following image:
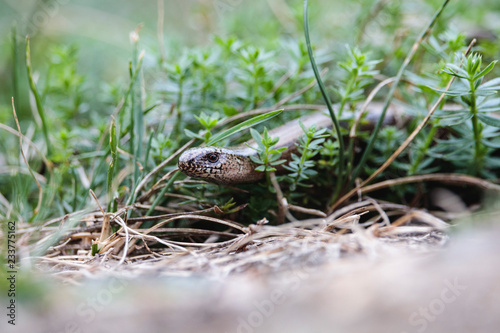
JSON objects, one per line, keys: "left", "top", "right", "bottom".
{"left": 206, "top": 152, "right": 219, "bottom": 163}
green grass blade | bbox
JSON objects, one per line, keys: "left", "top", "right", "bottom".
{"left": 11, "top": 26, "right": 19, "bottom": 114}
{"left": 106, "top": 118, "right": 118, "bottom": 211}
{"left": 206, "top": 109, "right": 283, "bottom": 146}
{"left": 303, "top": 0, "right": 345, "bottom": 198}
{"left": 144, "top": 132, "right": 154, "bottom": 168}
{"left": 26, "top": 36, "right": 52, "bottom": 157}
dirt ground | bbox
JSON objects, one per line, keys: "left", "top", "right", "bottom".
{"left": 3, "top": 209, "right": 500, "bottom": 333}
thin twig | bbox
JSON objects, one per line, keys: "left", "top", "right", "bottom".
{"left": 269, "top": 171, "right": 288, "bottom": 224}
{"left": 288, "top": 204, "right": 327, "bottom": 217}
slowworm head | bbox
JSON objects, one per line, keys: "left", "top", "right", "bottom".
{"left": 178, "top": 146, "right": 261, "bottom": 184}
{"left": 178, "top": 147, "right": 233, "bottom": 184}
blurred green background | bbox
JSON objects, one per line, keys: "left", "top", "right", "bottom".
{"left": 1, "top": 0, "right": 499, "bottom": 120}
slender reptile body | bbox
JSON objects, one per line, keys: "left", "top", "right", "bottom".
{"left": 178, "top": 104, "right": 399, "bottom": 184}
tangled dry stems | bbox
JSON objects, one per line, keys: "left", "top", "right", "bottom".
{"left": 5, "top": 196, "right": 456, "bottom": 283}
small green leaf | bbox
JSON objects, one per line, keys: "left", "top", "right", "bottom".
{"left": 436, "top": 113, "right": 473, "bottom": 127}
{"left": 249, "top": 155, "right": 262, "bottom": 164}
{"left": 194, "top": 113, "right": 208, "bottom": 127}
{"left": 91, "top": 242, "right": 100, "bottom": 256}
{"left": 208, "top": 118, "right": 218, "bottom": 129}
{"left": 474, "top": 60, "right": 497, "bottom": 79}
{"left": 430, "top": 87, "right": 471, "bottom": 96}
{"left": 481, "top": 77, "right": 500, "bottom": 89}
{"left": 222, "top": 105, "right": 238, "bottom": 117}
{"left": 269, "top": 136, "right": 280, "bottom": 146}
{"left": 478, "top": 106, "right": 500, "bottom": 113}
{"left": 184, "top": 129, "right": 204, "bottom": 140}
{"left": 482, "top": 139, "right": 500, "bottom": 148}
{"left": 249, "top": 128, "right": 266, "bottom": 150}
{"left": 475, "top": 88, "right": 499, "bottom": 96}
{"left": 444, "top": 64, "right": 468, "bottom": 78}
{"left": 255, "top": 165, "right": 267, "bottom": 172}
{"left": 477, "top": 114, "right": 500, "bottom": 128}
{"left": 478, "top": 97, "right": 500, "bottom": 108}
{"left": 270, "top": 159, "right": 286, "bottom": 166}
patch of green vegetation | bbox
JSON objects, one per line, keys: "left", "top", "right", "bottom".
{"left": 0, "top": 0, "right": 500, "bottom": 230}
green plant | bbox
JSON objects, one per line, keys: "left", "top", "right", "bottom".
{"left": 185, "top": 111, "right": 222, "bottom": 144}
{"left": 151, "top": 133, "right": 174, "bottom": 160}
{"left": 403, "top": 30, "right": 468, "bottom": 175}
{"left": 164, "top": 54, "right": 192, "bottom": 137}
{"left": 248, "top": 128, "right": 287, "bottom": 175}
{"left": 335, "top": 46, "right": 380, "bottom": 117}
{"left": 234, "top": 46, "right": 276, "bottom": 108}
{"left": 431, "top": 53, "right": 500, "bottom": 176}
{"left": 283, "top": 122, "right": 329, "bottom": 191}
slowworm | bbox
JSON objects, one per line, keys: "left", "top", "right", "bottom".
{"left": 178, "top": 103, "right": 399, "bottom": 184}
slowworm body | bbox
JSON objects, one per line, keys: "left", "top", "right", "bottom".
{"left": 178, "top": 103, "right": 399, "bottom": 184}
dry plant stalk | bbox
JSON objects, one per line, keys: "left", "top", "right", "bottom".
{"left": 12, "top": 97, "right": 43, "bottom": 215}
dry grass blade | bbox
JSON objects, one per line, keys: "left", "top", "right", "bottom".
{"left": 142, "top": 214, "right": 247, "bottom": 234}
{"left": 350, "top": 77, "right": 396, "bottom": 138}
{"left": 360, "top": 174, "right": 500, "bottom": 194}
{"left": 12, "top": 97, "right": 43, "bottom": 215}
{"left": 329, "top": 174, "right": 500, "bottom": 215}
